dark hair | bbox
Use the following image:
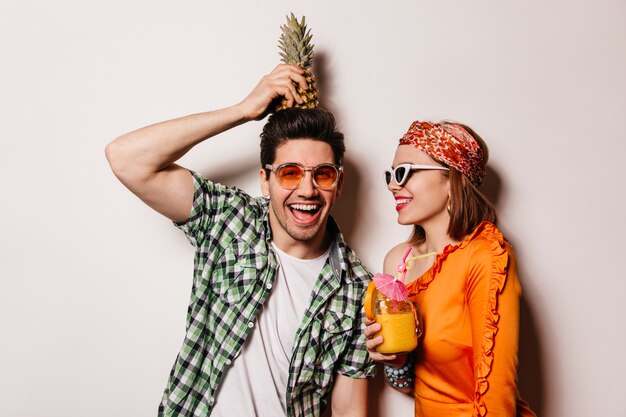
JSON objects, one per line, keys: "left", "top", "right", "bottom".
{"left": 260, "top": 108, "right": 345, "bottom": 174}
{"left": 409, "top": 122, "right": 497, "bottom": 244}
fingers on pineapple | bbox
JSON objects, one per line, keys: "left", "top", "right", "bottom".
{"left": 269, "top": 65, "right": 308, "bottom": 103}
{"left": 239, "top": 67, "right": 299, "bottom": 119}
{"left": 284, "top": 65, "right": 309, "bottom": 92}
{"left": 275, "top": 84, "right": 299, "bottom": 108}
{"left": 280, "top": 79, "right": 303, "bottom": 106}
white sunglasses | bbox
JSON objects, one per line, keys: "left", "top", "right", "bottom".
{"left": 384, "top": 164, "right": 449, "bottom": 186}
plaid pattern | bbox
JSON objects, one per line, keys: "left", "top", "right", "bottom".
{"left": 158, "top": 171, "right": 375, "bottom": 417}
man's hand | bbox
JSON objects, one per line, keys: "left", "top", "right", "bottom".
{"left": 237, "top": 64, "right": 308, "bottom": 121}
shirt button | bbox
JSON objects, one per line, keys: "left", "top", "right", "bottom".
{"left": 225, "top": 359, "right": 232, "bottom": 366}
{"left": 208, "top": 397, "right": 214, "bottom": 406}
{"left": 266, "top": 283, "right": 273, "bottom": 290}
{"left": 248, "top": 322, "right": 254, "bottom": 328}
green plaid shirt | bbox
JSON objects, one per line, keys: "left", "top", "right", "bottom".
{"left": 158, "top": 171, "right": 375, "bottom": 417}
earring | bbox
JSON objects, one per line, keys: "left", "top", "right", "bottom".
{"left": 447, "top": 199, "right": 451, "bottom": 215}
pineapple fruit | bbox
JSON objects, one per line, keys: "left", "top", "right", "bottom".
{"left": 276, "top": 13, "right": 319, "bottom": 111}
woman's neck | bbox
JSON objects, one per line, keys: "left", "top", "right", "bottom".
{"left": 420, "top": 223, "right": 460, "bottom": 254}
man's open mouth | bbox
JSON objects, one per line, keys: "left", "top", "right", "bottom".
{"left": 289, "top": 203, "right": 322, "bottom": 221}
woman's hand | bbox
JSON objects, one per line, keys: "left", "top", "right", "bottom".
{"left": 364, "top": 316, "right": 409, "bottom": 368}
{"left": 365, "top": 315, "right": 415, "bottom": 394}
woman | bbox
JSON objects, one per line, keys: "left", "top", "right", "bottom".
{"left": 365, "top": 120, "right": 536, "bottom": 416}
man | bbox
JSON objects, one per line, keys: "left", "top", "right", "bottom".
{"left": 105, "top": 65, "right": 374, "bottom": 416}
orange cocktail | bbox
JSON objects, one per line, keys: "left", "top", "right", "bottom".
{"left": 374, "top": 311, "right": 418, "bottom": 354}
{"left": 364, "top": 280, "right": 420, "bottom": 354}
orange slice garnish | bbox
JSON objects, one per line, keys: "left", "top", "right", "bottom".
{"left": 363, "top": 280, "right": 378, "bottom": 320}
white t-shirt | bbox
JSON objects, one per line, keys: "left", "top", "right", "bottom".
{"left": 211, "top": 243, "right": 330, "bottom": 416}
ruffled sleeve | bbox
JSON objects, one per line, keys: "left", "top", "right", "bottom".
{"left": 466, "top": 222, "right": 523, "bottom": 416}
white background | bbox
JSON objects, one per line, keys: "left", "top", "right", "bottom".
{"left": 1, "top": 1, "right": 625, "bottom": 416}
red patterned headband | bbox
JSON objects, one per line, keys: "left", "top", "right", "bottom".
{"left": 398, "top": 121, "right": 486, "bottom": 187}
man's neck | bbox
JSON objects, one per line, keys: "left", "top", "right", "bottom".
{"left": 270, "top": 226, "right": 332, "bottom": 260}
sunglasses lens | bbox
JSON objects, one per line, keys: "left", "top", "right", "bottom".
{"left": 384, "top": 170, "right": 393, "bottom": 185}
{"left": 276, "top": 164, "right": 304, "bottom": 188}
{"left": 314, "top": 165, "right": 338, "bottom": 188}
{"left": 395, "top": 166, "right": 408, "bottom": 185}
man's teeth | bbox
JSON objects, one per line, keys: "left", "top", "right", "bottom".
{"left": 396, "top": 199, "right": 411, "bottom": 205}
{"left": 291, "top": 204, "right": 319, "bottom": 211}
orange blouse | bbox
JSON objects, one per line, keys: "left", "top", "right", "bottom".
{"left": 406, "top": 222, "right": 536, "bottom": 417}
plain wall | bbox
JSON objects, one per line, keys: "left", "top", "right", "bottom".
{"left": 1, "top": 1, "right": 624, "bottom": 416}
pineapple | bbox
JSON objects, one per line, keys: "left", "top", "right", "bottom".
{"left": 276, "top": 13, "right": 319, "bottom": 111}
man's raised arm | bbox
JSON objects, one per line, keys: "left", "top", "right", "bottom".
{"left": 105, "top": 65, "right": 307, "bottom": 222}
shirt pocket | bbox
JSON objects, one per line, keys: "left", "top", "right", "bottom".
{"left": 210, "top": 238, "right": 267, "bottom": 304}
{"left": 319, "top": 310, "right": 355, "bottom": 367}
{"left": 307, "top": 310, "right": 355, "bottom": 388}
